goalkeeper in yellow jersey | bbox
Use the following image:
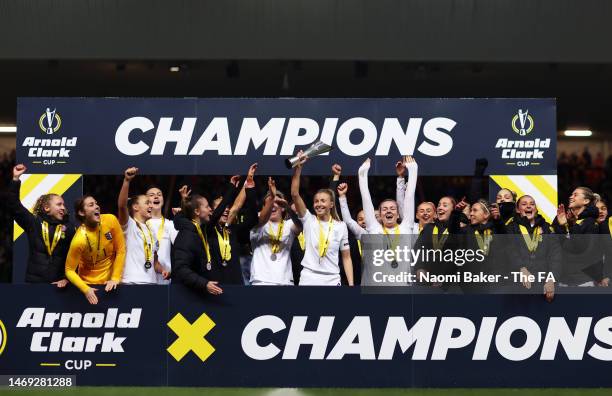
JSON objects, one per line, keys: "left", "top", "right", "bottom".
{"left": 65, "top": 195, "right": 126, "bottom": 304}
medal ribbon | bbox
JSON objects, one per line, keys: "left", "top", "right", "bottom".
{"left": 268, "top": 220, "right": 285, "bottom": 254}
{"left": 432, "top": 225, "right": 449, "bottom": 250}
{"left": 297, "top": 232, "right": 305, "bottom": 251}
{"left": 215, "top": 225, "right": 232, "bottom": 262}
{"left": 42, "top": 221, "right": 62, "bottom": 256}
{"left": 135, "top": 221, "right": 154, "bottom": 264}
{"left": 383, "top": 225, "right": 400, "bottom": 262}
{"left": 317, "top": 217, "right": 334, "bottom": 258}
{"left": 519, "top": 224, "right": 541, "bottom": 253}
{"left": 474, "top": 228, "right": 493, "bottom": 255}
{"left": 357, "top": 240, "right": 362, "bottom": 257}
{"left": 147, "top": 216, "right": 165, "bottom": 250}
{"left": 82, "top": 225, "right": 101, "bottom": 266}
{"left": 192, "top": 220, "right": 211, "bottom": 263}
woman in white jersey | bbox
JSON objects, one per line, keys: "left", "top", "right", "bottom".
{"left": 145, "top": 185, "right": 178, "bottom": 284}
{"left": 358, "top": 156, "right": 418, "bottom": 277}
{"left": 118, "top": 167, "right": 165, "bottom": 284}
{"left": 250, "top": 177, "right": 302, "bottom": 285}
{"left": 290, "top": 151, "right": 353, "bottom": 286}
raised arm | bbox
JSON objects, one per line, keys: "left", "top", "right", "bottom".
{"left": 290, "top": 150, "right": 308, "bottom": 217}
{"left": 118, "top": 167, "right": 138, "bottom": 227}
{"left": 227, "top": 163, "right": 258, "bottom": 225}
{"left": 337, "top": 183, "right": 365, "bottom": 239}
{"left": 209, "top": 176, "right": 240, "bottom": 225}
{"left": 257, "top": 177, "right": 277, "bottom": 227}
{"left": 8, "top": 164, "right": 36, "bottom": 231}
{"left": 357, "top": 158, "right": 378, "bottom": 233}
{"left": 401, "top": 156, "right": 418, "bottom": 233}
{"left": 395, "top": 160, "right": 406, "bottom": 219}
{"left": 329, "top": 163, "right": 341, "bottom": 198}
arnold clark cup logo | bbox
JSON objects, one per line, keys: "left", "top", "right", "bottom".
{"left": 495, "top": 109, "right": 550, "bottom": 166}
{"left": 39, "top": 108, "right": 61, "bottom": 135}
{"left": 0, "top": 319, "right": 7, "bottom": 356}
{"left": 512, "top": 109, "right": 534, "bottom": 136}
{"left": 23, "top": 108, "right": 77, "bottom": 166}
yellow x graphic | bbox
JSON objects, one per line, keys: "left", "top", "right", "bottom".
{"left": 167, "top": 313, "right": 215, "bottom": 362}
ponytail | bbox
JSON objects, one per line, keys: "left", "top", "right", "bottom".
{"left": 182, "top": 194, "right": 205, "bottom": 221}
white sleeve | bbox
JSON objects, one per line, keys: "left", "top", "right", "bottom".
{"left": 123, "top": 216, "right": 135, "bottom": 233}
{"left": 400, "top": 161, "right": 418, "bottom": 234}
{"left": 299, "top": 210, "right": 314, "bottom": 226}
{"left": 152, "top": 227, "right": 159, "bottom": 254}
{"left": 396, "top": 177, "right": 406, "bottom": 220}
{"left": 339, "top": 196, "right": 365, "bottom": 240}
{"left": 358, "top": 161, "right": 380, "bottom": 234}
{"left": 168, "top": 221, "right": 179, "bottom": 244}
{"left": 249, "top": 224, "right": 266, "bottom": 244}
{"left": 339, "top": 222, "right": 350, "bottom": 252}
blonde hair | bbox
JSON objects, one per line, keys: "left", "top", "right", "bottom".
{"left": 33, "top": 194, "right": 61, "bottom": 217}
{"left": 473, "top": 199, "right": 491, "bottom": 216}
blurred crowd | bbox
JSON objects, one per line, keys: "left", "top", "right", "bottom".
{"left": 0, "top": 148, "right": 610, "bottom": 283}
{"left": 0, "top": 150, "right": 15, "bottom": 282}
{"left": 558, "top": 148, "right": 612, "bottom": 205}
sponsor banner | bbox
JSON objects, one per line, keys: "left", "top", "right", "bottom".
{"left": 489, "top": 175, "right": 558, "bottom": 223}
{"left": 0, "top": 285, "right": 166, "bottom": 386}
{"left": 17, "top": 98, "right": 556, "bottom": 175}
{"left": 2, "top": 285, "right": 612, "bottom": 387}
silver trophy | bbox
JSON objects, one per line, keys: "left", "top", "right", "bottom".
{"left": 285, "top": 141, "right": 333, "bottom": 169}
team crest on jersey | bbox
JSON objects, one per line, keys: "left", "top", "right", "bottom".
{"left": 105, "top": 232, "right": 113, "bottom": 241}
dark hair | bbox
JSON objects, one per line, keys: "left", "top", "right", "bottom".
{"left": 497, "top": 188, "right": 517, "bottom": 202}
{"left": 145, "top": 185, "right": 163, "bottom": 195}
{"left": 576, "top": 186, "right": 595, "bottom": 206}
{"left": 378, "top": 199, "right": 398, "bottom": 210}
{"left": 182, "top": 194, "right": 206, "bottom": 220}
{"left": 33, "top": 193, "right": 61, "bottom": 217}
{"left": 74, "top": 195, "right": 95, "bottom": 223}
{"left": 439, "top": 196, "right": 457, "bottom": 207}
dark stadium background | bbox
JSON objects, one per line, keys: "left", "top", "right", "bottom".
{"left": 0, "top": 1, "right": 611, "bottom": 283}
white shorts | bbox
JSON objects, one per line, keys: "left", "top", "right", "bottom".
{"left": 299, "top": 267, "right": 341, "bottom": 286}
{"left": 251, "top": 280, "right": 292, "bottom": 286}
{"left": 558, "top": 281, "right": 595, "bottom": 287}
